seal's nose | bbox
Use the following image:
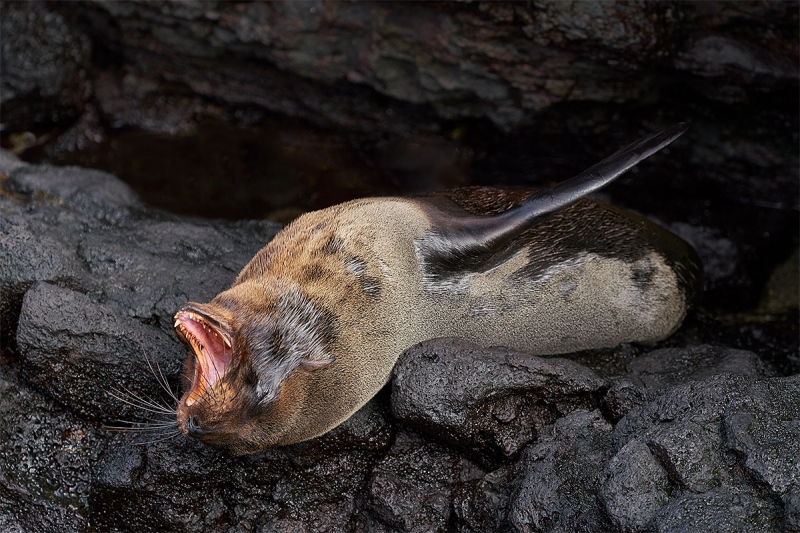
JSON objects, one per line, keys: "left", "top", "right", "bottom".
{"left": 185, "top": 416, "right": 208, "bottom": 438}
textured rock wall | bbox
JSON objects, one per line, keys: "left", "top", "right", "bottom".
{"left": 4, "top": 1, "right": 797, "bottom": 132}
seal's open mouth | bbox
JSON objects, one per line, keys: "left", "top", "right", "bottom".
{"left": 174, "top": 308, "right": 232, "bottom": 406}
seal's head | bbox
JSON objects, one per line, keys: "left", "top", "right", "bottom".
{"left": 169, "top": 123, "right": 698, "bottom": 454}
{"left": 173, "top": 280, "right": 335, "bottom": 455}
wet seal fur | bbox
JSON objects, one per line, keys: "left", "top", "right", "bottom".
{"left": 173, "top": 124, "right": 701, "bottom": 455}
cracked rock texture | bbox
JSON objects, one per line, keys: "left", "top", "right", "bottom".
{"left": 0, "top": 1, "right": 797, "bottom": 532}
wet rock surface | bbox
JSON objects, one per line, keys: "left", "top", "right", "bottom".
{"left": 507, "top": 410, "right": 615, "bottom": 532}
{"left": 606, "top": 374, "right": 799, "bottom": 533}
{"left": 392, "top": 338, "right": 608, "bottom": 467}
{"left": 0, "top": 1, "right": 797, "bottom": 531}
{"left": 366, "top": 431, "right": 484, "bottom": 532}
{"left": 17, "top": 281, "right": 184, "bottom": 422}
{"left": 0, "top": 364, "right": 103, "bottom": 533}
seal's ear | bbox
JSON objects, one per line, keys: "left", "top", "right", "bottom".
{"left": 300, "top": 356, "right": 335, "bottom": 371}
{"left": 416, "top": 123, "right": 688, "bottom": 273}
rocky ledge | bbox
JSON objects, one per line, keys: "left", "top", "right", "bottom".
{"left": 0, "top": 149, "right": 797, "bottom": 532}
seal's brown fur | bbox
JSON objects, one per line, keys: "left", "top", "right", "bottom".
{"left": 174, "top": 188, "right": 700, "bottom": 454}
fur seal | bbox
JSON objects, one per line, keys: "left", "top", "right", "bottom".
{"left": 173, "top": 123, "right": 701, "bottom": 454}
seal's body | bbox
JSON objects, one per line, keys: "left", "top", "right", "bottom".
{"left": 173, "top": 124, "right": 701, "bottom": 454}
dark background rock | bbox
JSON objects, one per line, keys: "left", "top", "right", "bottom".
{"left": 0, "top": 1, "right": 797, "bottom": 531}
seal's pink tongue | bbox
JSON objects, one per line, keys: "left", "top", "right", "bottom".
{"left": 174, "top": 311, "right": 231, "bottom": 403}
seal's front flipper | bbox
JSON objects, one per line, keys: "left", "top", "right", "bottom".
{"left": 416, "top": 123, "right": 688, "bottom": 274}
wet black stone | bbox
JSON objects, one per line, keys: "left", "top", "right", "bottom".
{"left": 626, "top": 344, "right": 772, "bottom": 391}
{"left": 508, "top": 410, "right": 615, "bottom": 533}
{"left": 17, "top": 282, "right": 184, "bottom": 422}
{"left": 391, "top": 337, "right": 609, "bottom": 467}
{"left": 600, "top": 439, "right": 671, "bottom": 532}
{"left": 646, "top": 419, "right": 727, "bottom": 493}
{"left": 724, "top": 408, "right": 800, "bottom": 524}
{"left": 602, "top": 379, "right": 648, "bottom": 422}
{"left": 785, "top": 485, "right": 800, "bottom": 532}
{"left": 0, "top": 365, "right": 103, "bottom": 533}
{"left": 91, "top": 438, "right": 144, "bottom": 490}
{"left": 284, "top": 394, "right": 394, "bottom": 466}
{"left": 92, "top": 433, "right": 282, "bottom": 533}
{"left": 603, "top": 374, "right": 800, "bottom": 532}
{"left": 653, "top": 487, "right": 781, "bottom": 533}
{"left": 452, "top": 466, "right": 513, "bottom": 532}
{"left": 270, "top": 451, "right": 375, "bottom": 532}
{"left": 7, "top": 164, "right": 142, "bottom": 224}
{"left": 366, "top": 430, "right": 485, "bottom": 532}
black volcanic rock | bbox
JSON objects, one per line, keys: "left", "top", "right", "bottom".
{"left": 507, "top": 409, "right": 615, "bottom": 532}
{"left": 16, "top": 281, "right": 184, "bottom": 422}
{"left": 4, "top": 1, "right": 795, "bottom": 134}
{"left": 391, "top": 337, "right": 609, "bottom": 467}
{"left": 603, "top": 373, "right": 799, "bottom": 532}
{"left": 365, "top": 430, "right": 485, "bottom": 532}
{"left": 626, "top": 344, "right": 772, "bottom": 391}
{"left": 0, "top": 364, "right": 103, "bottom": 533}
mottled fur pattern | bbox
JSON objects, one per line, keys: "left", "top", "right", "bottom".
{"left": 174, "top": 187, "right": 701, "bottom": 454}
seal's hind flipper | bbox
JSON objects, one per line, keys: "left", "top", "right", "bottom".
{"left": 516, "top": 122, "right": 687, "bottom": 220}
{"left": 415, "top": 123, "right": 688, "bottom": 275}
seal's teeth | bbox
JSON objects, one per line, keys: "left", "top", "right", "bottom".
{"left": 174, "top": 320, "right": 180, "bottom": 328}
{"left": 223, "top": 338, "right": 231, "bottom": 348}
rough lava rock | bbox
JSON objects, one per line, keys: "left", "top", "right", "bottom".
{"left": 365, "top": 430, "right": 485, "bottom": 533}
{"left": 604, "top": 374, "right": 799, "bottom": 532}
{"left": 16, "top": 281, "right": 184, "bottom": 422}
{"left": 4, "top": 1, "right": 795, "bottom": 133}
{"left": 507, "top": 409, "right": 615, "bottom": 533}
{"left": 391, "top": 338, "right": 608, "bottom": 467}
{"left": 626, "top": 344, "right": 771, "bottom": 391}
{"left": 0, "top": 364, "right": 103, "bottom": 533}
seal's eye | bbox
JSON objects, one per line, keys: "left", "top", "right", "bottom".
{"left": 174, "top": 308, "right": 232, "bottom": 406}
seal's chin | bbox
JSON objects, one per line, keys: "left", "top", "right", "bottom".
{"left": 174, "top": 308, "right": 232, "bottom": 406}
